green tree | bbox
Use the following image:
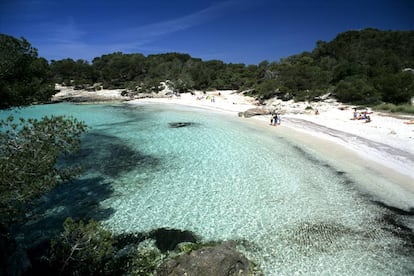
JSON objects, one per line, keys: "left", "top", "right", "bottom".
{"left": 375, "top": 72, "right": 414, "bottom": 104}
{"left": 254, "top": 79, "right": 280, "bottom": 99}
{"left": 0, "top": 34, "right": 55, "bottom": 108}
{"left": 50, "top": 218, "right": 114, "bottom": 275}
{"left": 50, "top": 58, "right": 97, "bottom": 85}
{"left": 0, "top": 115, "right": 87, "bottom": 225}
{"left": 171, "top": 76, "right": 194, "bottom": 94}
{"left": 334, "top": 76, "right": 380, "bottom": 104}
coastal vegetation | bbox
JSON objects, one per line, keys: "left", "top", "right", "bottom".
{"left": 373, "top": 103, "right": 414, "bottom": 114}
{"left": 47, "top": 28, "right": 414, "bottom": 107}
{"left": 0, "top": 34, "right": 55, "bottom": 109}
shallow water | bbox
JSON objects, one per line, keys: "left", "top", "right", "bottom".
{"left": 2, "top": 103, "right": 414, "bottom": 275}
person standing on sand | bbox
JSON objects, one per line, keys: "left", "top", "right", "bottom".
{"left": 273, "top": 113, "right": 280, "bottom": 126}
{"left": 352, "top": 108, "right": 358, "bottom": 120}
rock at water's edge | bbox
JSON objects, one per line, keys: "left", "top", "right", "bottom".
{"left": 149, "top": 228, "right": 199, "bottom": 252}
{"left": 156, "top": 241, "right": 252, "bottom": 276}
{"left": 238, "top": 108, "right": 269, "bottom": 118}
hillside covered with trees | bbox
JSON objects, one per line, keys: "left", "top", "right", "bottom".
{"left": 48, "top": 28, "right": 414, "bottom": 106}
{"left": 1, "top": 28, "right": 414, "bottom": 109}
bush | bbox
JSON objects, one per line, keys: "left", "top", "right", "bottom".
{"left": 128, "top": 239, "right": 163, "bottom": 275}
{"left": 375, "top": 72, "right": 414, "bottom": 104}
{"left": 334, "top": 76, "right": 381, "bottom": 104}
{"left": 373, "top": 103, "right": 414, "bottom": 114}
{"left": 50, "top": 218, "right": 114, "bottom": 275}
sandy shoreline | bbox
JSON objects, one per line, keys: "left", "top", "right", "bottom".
{"left": 129, "top": 92, "right": 413, "bottom": 166}
{"left": 129, "top": 90, "right": 414, "bottom": 191}
{"left": 53, "top": 87, "right": 414, "bottom": 204}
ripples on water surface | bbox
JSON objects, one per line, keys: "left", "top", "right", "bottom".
{"left": 3, "top": 103, "right": 413, "bottom": 275}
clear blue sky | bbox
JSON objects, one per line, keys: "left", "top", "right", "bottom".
{"left": 1, "top": 0, "right": 413, "bottom": 65}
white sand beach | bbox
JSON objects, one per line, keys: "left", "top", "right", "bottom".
{"left": 128, "top": 90, "right": 414, "bottom": 195}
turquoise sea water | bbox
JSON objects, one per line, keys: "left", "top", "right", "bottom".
{"left": 2, "top": 103, "right": 413, "bottom": 275}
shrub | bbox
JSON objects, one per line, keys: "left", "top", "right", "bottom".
{"left": 128, "top": 239, "right": 163, "bottom": 275}
{"left": 50, "top": 218, "right": 114, "bottom": 275}
{"left": 373, "top": 103, "right": 414, "bottom": 114}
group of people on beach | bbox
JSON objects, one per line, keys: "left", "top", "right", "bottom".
{"left": 351, "top": 108, "right": 371, "bottom": 123}
{"left": 270, "top": 113, "right": 281, "bottom": 126}
{"left": 196, "top": 95, "right": 215, "bottom": 102}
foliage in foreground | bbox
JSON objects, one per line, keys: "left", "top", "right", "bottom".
{"left": 48, "top": 219, "right": 175, "bottom": 275}
{"left": 50, "top": 218, "right": 114, "bottom": 275}
{"left": 46, "top": 219, "right": 260, "bottom": 276}
{"left": 0, "top": 116, "right": 87, "bottom": 225}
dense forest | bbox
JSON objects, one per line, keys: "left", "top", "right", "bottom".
{"left": 1, "top": 28, "right": 414, "bottom": 109}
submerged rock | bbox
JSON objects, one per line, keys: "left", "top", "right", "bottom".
{"left": 156, "top": 241, "right": 252, "bottom": 276}
{"left": 168, "top": 122, "right": 198, "bottom": 128}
